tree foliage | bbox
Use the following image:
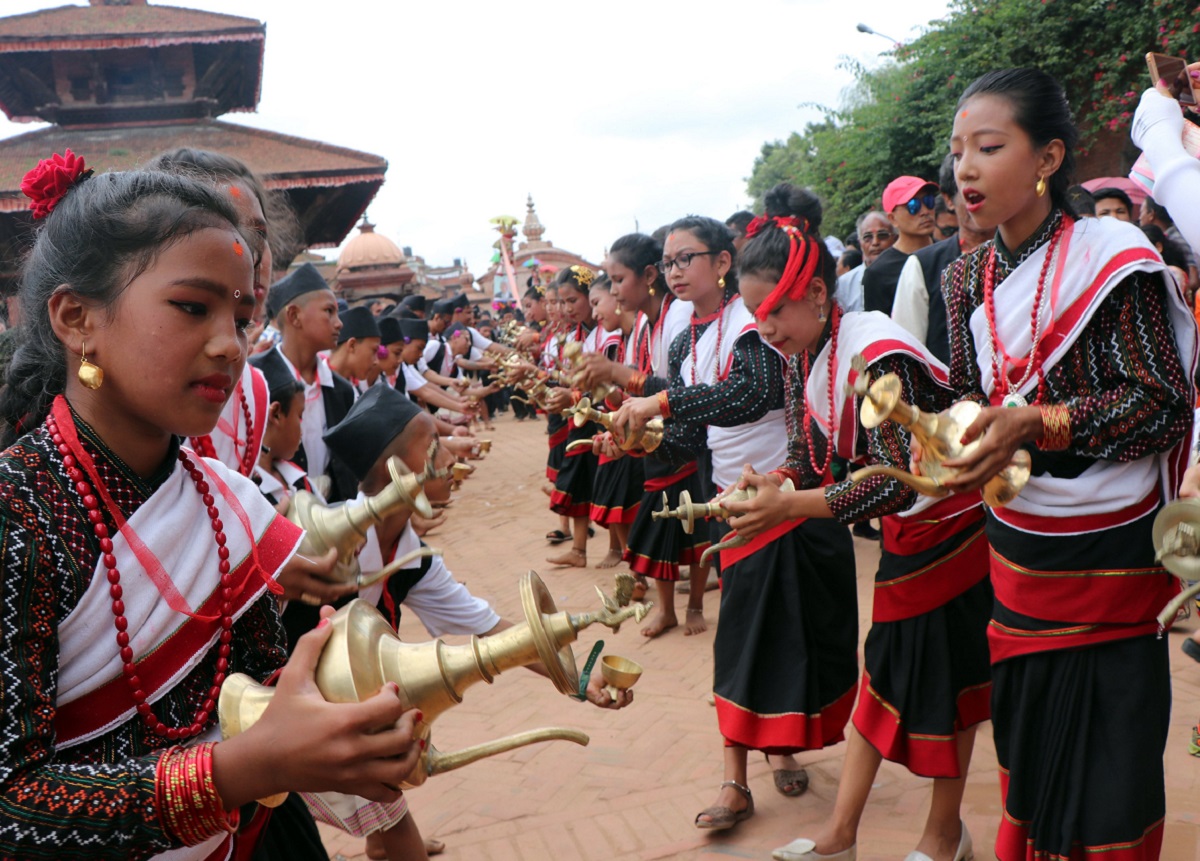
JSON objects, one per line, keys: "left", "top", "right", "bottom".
{"left": 747, "top": 0, "right": 1200, "bottom": 239}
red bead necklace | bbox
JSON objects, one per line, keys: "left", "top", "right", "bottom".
{"left": 689, "top": 297, "right": 727, "bottom": 386}
{"left": 47, "top": 412, "right": 232, "bottom": 741}
{"left": 982, "top": 219, "right": 1064, "bottom": 408}
{"left": 799, "top": 303, "right": 841, "bottom": 478}
{"left": 190, "top": 385, "right": 256, "bottom": 477}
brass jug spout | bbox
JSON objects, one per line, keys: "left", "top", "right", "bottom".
{"left": 1153, "top": 498, "right": 1200, "bottom": 627}
{"left": 689, "top": 480, "right": 796, "bottom": 566}
{"left": 413, "top": 728, "right": 589, "bottom": 787}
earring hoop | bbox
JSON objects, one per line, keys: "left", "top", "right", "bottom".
{"left": 1035, "top": 176, "right": 1047, "bottom": 198}
{"left": 78, "top": 340, "right": 104, "bottom": 390}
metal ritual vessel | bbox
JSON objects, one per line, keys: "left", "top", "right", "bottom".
{"left": 285, "top": 447, "right": 445, "bottom": 587}
{"left": 565, "top": 396, "right": 664, "bottom": 454}
{"left": 600, "top": 655, "right": 643, "bottom": 702}
{"left": 652, "top": 481, "right": 796, "bottom": 566}
{"left": 218, "top": 572, "right": 653, "bottom": 801}
{"left": 843, "top": 354, "right": 1031, "bottom": 509}
{"left": 1153, "top": 499, "right": 1200, "bottom": 627}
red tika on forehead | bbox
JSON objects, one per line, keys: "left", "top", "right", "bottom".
{"left": 233, "top": 241, "right": 244, "bottom": 257}
{"left": 229, "top": 185, "right": 242, "bottom": 199}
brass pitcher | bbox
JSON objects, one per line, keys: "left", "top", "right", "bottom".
{"left": 1152, "top": 498, "right": 1200, "bottom": 627}
{"left": 567, "top": 396, "right": 664, "bottom": 453}
{"left": 286, "top": 448, "right": 444, "bottom": 586}
{"left": 219, "top": 572, "right": 653, "bottom": 798}
{"left": 654, "top": 481, "right": 796, "bottom": 566}
{"left": 845, "top": 355, "right": 1031, "bottom": 509}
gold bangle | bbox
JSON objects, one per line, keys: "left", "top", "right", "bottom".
{"left": 657, "top": 390, "right": 671, "bottom": 419}
{"left": 1036, "top": 403, "right": 1071, "bottom": 451}
{"left": 626, "top": 371, "right": 646, "bottom": 396}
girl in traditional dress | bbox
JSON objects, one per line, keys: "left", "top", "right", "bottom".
{"left": 586, "top": 276, "right": 644, "bottom": 568}
{"left": 575, "top": 232, "right": 710, "bottom": 635}
{"left": 543, "top": 266, "right": 604, "bottom": 568}
{"left": 722, "top": 191, "right": 991, "bottom": 861}
{"left": 934, "top": 68, "right": 1195, "bottom": 861}
{"left": 610, "top": 214, "right": 838, "bottom": 830}
{"left": 0, "top": 156, "right": 420, "bottom": 860}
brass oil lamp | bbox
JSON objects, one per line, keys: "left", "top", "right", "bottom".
{"left": 653, "top": 481, "right": 796, "bottom": 565}
{"left": 219, "top": 572, "right": 652, "bottom": 800}
{"left": 1152, "top": 499, "right": 1200, "bottom": 627}
{"left": 843, "top": 354, "right": 1031, "bottom": 508}
{"left": 286, "top": 446, "right": 445, "bottom": 587}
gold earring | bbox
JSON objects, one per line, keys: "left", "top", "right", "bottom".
{"left": 1035, "top": 176, "right": 1047, "bottom": 198}
{"left": 718, "top": 276, "right": 726, "bottom": 290}
{"left": 78, "top": 340, "right": 104, "bottom": 390}
{"left": 648, "top": 285, "right": 656, "bottom": 297}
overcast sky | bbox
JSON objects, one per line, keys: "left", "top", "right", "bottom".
{"left": 0, "top": 0, "right": 951, "bottom": 275}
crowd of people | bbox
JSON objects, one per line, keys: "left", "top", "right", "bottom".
{"left": 0, "top": 62, "right": 1197, "bottom": 861}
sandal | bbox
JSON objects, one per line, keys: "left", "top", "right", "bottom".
{"left": 766, "top": 753, "right": 809, "bottom": 797}
{"left": 545, "top": 529, "right": 570, "bottom": 545}
{"left": 694, "top": 779, "right": 754, "bottom": 831}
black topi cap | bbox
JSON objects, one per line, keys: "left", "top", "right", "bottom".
{"left": 249, "top": 347, "right": 300, "bottom": 404}
{"left": 323, "top": 383, "right": 424, "bottom": 482}
{"left": 337, "top": 306, "right": 381, "bottom": 345}
{"left": 400, "top": 318, "right": 429, "bottom": 342}
{"left": 378, "top": 316, "right": 405, "bottom": 346}
{"left": 267, "top": 262, "right": 331, "bottom": 319}
{"left": 400, "top": 294, "right": 427, "bottom": 312}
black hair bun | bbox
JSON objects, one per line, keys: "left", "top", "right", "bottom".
{"left": 763, "top": 182, "right": 824, "bottom": 233}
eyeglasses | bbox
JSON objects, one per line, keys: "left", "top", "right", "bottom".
{"left": 905, "top": 194, "right": 938, "bottom": 215}
{"left": 658, "top": 250, "right": 718, "bottom": 273}
{"left": 860, "top": 230, "right": 893, "bottom": 244}
{"left": 937, "top": 225, "right": 958, "bottom": 238}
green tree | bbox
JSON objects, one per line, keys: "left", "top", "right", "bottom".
{"left": 748, "top": 0, "right": 1200, "bottom": 240}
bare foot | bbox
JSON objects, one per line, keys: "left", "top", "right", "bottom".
{"left": 596, "top": 548, "right": 623, "bottom": 568}
{"left": 546, "top": 547, "right": 587, "bottom": 568}
{"left": 542, "top": 482, "right": 554, "bottom": 497}
{"left": 641, "top": 608, "right": 678, "bottom": 638}
{"left": 684, "top": 607, "right": 707, "bottom": 635}
{"left": 426, "top": 837, "right": 446, "bottom": 856}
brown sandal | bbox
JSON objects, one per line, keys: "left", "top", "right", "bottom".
{"left": 694, "top": 780, "right": 754, "bottom": 831}
{"left": 766, "top": 753, "right": 809, "bottom": 797}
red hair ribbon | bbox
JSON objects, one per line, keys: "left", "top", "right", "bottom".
{"left": 21, "top": 149, "right": 93, "bottom": 220}
{"left": 744, "top": 214, "right": 808, "bottom": 240}
{"left": 752, "top": 225, "right": 822, "bottom": 321}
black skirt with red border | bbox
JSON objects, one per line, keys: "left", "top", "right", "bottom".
{"left": 623, "top": 459, "right": 709, "bottom": 581}
{"left": 590, "top": 452, "right": 644, "bottom": 526}
{"left": 713, "top": 517, "right": 859, "bottom": 754}
{"left": 546, "top": 413, "right": 568, "bottom": 482}
{"left": 549, "top": 420, "right": 598, "bottom": 518}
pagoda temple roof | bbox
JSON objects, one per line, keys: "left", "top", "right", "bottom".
{"left": 0, "top": 119, "right": 387, "bottom": 247}
{"left": 0, "top": 4, "right": 263, "bottom": 49}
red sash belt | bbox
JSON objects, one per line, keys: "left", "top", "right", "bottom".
{"left": 644, "top": 462, "right": 697, "bottom": 493}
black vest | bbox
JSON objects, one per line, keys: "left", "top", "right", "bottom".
{"left": 913, "top": 235, "right": 962, "bottom": 365}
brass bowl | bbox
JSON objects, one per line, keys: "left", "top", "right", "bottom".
{"left": 600, "top": 655, "right": 643, "bottom": 690}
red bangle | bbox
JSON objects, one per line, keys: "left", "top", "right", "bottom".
{"left": 1036, "top": 404, "right": 1070, "bottom": 451}
{"left": 768, "top": 468, "right": 800, "bottom": 487}
{"left": 657, "top": 390, "right": 671, "bottom": 419}
{"left": 626, "top": 372, "right": 646, "bottom": 397}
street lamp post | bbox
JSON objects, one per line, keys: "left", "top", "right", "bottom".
{"left": 856, "top": 22, "right": 901, "bottom": 47}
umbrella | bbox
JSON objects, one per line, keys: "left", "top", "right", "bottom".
{"left": 1080, "top": 177, "right": 1148, "bottom": 208}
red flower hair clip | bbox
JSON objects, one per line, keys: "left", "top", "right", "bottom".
{"left": 21, "top": 149, "right": 93, "bottom": 220}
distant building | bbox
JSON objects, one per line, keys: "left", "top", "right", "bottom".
{"left": 0, "top": 0, "right": 387, "bottom": 289}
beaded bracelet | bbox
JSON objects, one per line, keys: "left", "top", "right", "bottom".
{"left": 156, "top": 744, "right": 238, "bottom": 846}
{"left": 1036, "top": 403, "right": 1071, "bottom": 451}
{"left": 656, "top": 390, "right": 671, "bottom": 419}
{"left": 626, "top": 372, "right": 646, "bottom": 396}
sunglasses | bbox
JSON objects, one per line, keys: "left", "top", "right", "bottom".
{"left": 937, "top": 225, "right": 958, "bottom": 238}
{"left": 905, "top": 194, "right": 938, "bottom": 216}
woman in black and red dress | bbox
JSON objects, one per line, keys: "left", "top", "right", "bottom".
{"left": 938, "top": 69, "right": 1194, "bottom": 861}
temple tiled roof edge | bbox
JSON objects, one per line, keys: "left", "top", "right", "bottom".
{"left": 0, "top": 4, "right": 263, "bottom": 46}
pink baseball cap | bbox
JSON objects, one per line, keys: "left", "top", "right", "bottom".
{"left": 882, "top": 176, "right": 939, "bottom": 213}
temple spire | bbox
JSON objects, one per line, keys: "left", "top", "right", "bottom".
{"left": 522, "top": 194, "right": 545, "bottom": 244}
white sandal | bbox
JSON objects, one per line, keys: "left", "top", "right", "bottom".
{"left": 771, "top": 838, "right": 856, "bottom": 861}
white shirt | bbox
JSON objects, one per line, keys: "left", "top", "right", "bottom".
{"left": 276, "top": 346, "right": 334, "bottom": 479}
{"left": 467, "top": 326, "right": 493, "bottom": 352}
{"left": 401, "top": 362, "right": 428, "bottom": 393}
{"left": 836, "top": 264, "right": 865, "bottom": 313}
{"left": 357, "top": 520, "right": 499, "bottom": 637}
{"left": 890, "top": 255, "right": 929, "bottom": 344}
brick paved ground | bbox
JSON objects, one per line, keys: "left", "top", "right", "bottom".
{"left": 319, "top": 414, "right": 1200, "bottom": 861}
